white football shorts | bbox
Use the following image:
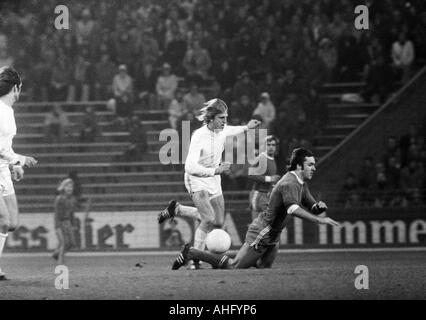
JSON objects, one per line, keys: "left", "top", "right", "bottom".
{"left": 184, "top": 173, "right": 222, "bottom": 199}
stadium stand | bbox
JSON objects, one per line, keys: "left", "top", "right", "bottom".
{"left": 1, "top": 0, "right": 425, "bottom": 212}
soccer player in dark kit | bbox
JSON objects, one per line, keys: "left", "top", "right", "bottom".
{"left": 249, "top": 135, "right": 280, "bottom": 221}
{"left": 171, "top": 148, "right": 340, "bottom": 270}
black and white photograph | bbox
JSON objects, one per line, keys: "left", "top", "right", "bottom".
{"left": 0, "top": 0, "right": 425, "bottom": 309}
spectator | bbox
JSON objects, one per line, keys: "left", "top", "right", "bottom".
{"left": 401, "top": 160, "right": 424, "bottom": 206}
{"left": 327, "top": 12, "right": 348, "bottom": 41}
{"left": 75, "top": 8, "right": 97, "bottom": 47}
{"left": 30, "top": 54, "right": 51, "bottom": 101}
{"left": 112, "top": 64, "right": 134, "bottom": 121}
{"left": 231, "top": 94, "right": 255, "bottom": 124}
{"left": 344, "top": 191, "right": 364, "bottom": 208}
{"left": 168, "top": 89, "right": 186, "bottom": 131}
{"left": 318, "top": 37, "right": 338, "bottom": 83}
{"left": 135, "top": 63, "right": 157, "bottom": 110}
{"left": 253, "top": 39, "right": 276, "bottom": 75}
{"left": 309, "top": 14, "right": 327, "bottom": 43}
{"left": 210, "top": 38, "right": 233, "bottom": 71}
{"left": 386, "top": 156, "right": 402, "bottom": 204}
{"left": 338, "top": 173, "right": 360, "bottom": 207}
{"left": 304, "top": 87, "right": 328, "bottom": 129}
{"left": 294, "top": 111, "right": 316, "bottom": 145}
{"left": 301, "top": 48, "right": 327, "bottom": 89}
{"left": 391, "top": 31, "right": 415, "bottom": 84}
{"left": 279, "top": 68, "right": 304, "bottom": 98}
{"left": 93, "top": 53, "right": 116, "bottom": 100}
{"left": 234, "top": 30, "right": 257, "bottom": 73}
{"left": 206, "top": 77, "right": 222, "bottom": 100}
{"left": 140, "top": 27, "right": 161, "bottom": 66}
{"left": 182, "top": 83, "right": 205, "bottom": 116}
{"left": 180, "top": 109, "right": 200, "bottom": 136}
{"left": 400, "top": 124, "right": 421, "bottom": 167}
{"left": 373, "top": 162, "right": 388, "bottom": 207}
{"left": 182, "top": 39, "right": 212, "bottom": 85}
{"left": 122, "top": 115, "right": 148, "bottom": 162}
{"left": 44, "top": 105, "right": 70, "bottom": 142}
{"left": 114, "top": 31, "right": 136, "bottom": 70}
{"left": 257, "top": 71, "right": 280, "bottom": 104}
{"left": 70, "top": 53, "right": 92, "bottom": 101}
{"left": 337, "top": 25, "right": 366, "bottom": 82}
{"left": 252, "top": 92, "right": 276, "bottom": 130}
{"left": 49, "top": 54, "right": 72, "bottom": 101}
{"left": 156, "top": 63, "right": 178, "bottom": 110}
{"left": 382, "top": 136, "right": 401, "bottom": 167}
{"left": 278, "top": 93, "right": 304, "bottom": 124}
{"left": 213, "top": 60, "right": 236, "bottom": 92}
{"left": 80, "top": 106, "right": 100, "bottom": 142}
{"left": 232, "top": 71, "right": 257, "bottom": 102}
{"left": 163, "top": 25, "right": 187, "bottom": 76}
{"left": 362, "top": 54, "right": 394, "bottom": 103}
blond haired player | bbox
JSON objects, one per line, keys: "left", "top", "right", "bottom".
{"left": 0, "top": 66, "right": 37, "bottom": 280}
{"left": 158, "top": 98, "right": 261, "bottom": 268}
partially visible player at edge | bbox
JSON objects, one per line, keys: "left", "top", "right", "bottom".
{"left": 0, "top": 66, "right": 38, "bottom": 280}
{"left": 249, "top": 135, "right": 279, "bottom": 221}
{"left": 171, "top": 148, "right": 340, "bottom": 270}
{"left": 158, "top": 98, "right": 261, "bottom": 268}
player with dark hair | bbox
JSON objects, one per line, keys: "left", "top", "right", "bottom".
{"left": 171, "top": 148, "right": 340, "bottom": 270}
{"left": 0, "top": 66, "right": 38, "bottom": 280}
{"left": 249, "top": 135, "right": 280, "bottom": 221}
{"left": 158, "top": 98, "right": 261, "bottom": 268}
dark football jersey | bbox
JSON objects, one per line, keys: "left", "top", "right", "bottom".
{"left": 247, "top": 171, "right": 317, "bottom": 246}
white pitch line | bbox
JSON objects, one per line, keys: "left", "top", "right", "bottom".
{"left": 4, "top": 247, "right": 426, "bottom": 258}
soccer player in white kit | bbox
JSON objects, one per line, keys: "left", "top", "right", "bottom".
{"left": 158, "top": 98, "right": 260, "bottom": 268}
{"left": 0, "top": 66, "right": 37, "bottom": 280}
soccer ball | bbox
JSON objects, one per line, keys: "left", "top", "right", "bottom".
{"left": 205, "top": 229, "right": 231, "bottom": 254}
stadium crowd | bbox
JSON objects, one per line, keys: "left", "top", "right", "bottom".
{"left": 339, "top": 121, "right": 426, "bottom": 208}
{"left": 1, "top": 1, "right": 425, "bottom": 136}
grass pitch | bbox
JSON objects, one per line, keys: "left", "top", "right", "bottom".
{"left": 0, "top": 250, "right": 425, "bottom": 300}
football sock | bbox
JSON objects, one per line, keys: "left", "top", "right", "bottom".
{"left": 176, "top": 204, "right": 201, "bottom": 220}
{"left": 194, "top": 228, "right": 207, "bottom": 251}
{"left": 189, "top": 247, "right": 229, "bottom": 269}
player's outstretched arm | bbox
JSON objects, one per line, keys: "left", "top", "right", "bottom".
{"left": 246, "top": 119, "right": 262, "bottom": 129}
{"left": 291, "top": 207, "right": 340, "bottom": 227}
{"left": 22, "top": 155, "right": 38, "bottom": 167}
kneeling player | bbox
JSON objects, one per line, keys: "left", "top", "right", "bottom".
{"left": 171, "top": 148, "right": 340, "bottom": 269}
